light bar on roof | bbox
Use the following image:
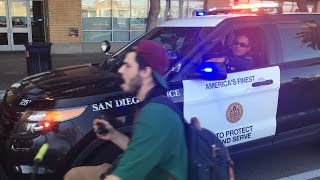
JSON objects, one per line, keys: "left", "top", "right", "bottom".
{"left": 209, "top": 7, "right": 217, "bottom": 11}
{"left": 231, "top": 3, "right": 278, "bottom": 10}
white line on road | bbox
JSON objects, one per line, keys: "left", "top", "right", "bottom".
{"left": 276, "top": 168, "right": 320, "bottom": 180}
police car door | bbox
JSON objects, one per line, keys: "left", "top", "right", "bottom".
{"left": 182, "top": 26, "right": 281, "bottom": 147}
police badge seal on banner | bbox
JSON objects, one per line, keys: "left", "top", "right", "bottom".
{"left": 226, "top": 102, "right": 243, "bottom": 123}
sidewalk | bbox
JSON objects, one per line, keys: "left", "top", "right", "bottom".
{"left": 0, "top": 52, "right": 108, "bottom": 91}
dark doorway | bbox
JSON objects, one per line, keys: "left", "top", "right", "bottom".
{"left": 31, "top": 1, "right": 45, "bottom": 42}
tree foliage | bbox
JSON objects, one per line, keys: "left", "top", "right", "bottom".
{"left": 296, "top": 22, "right": 320, "bottom": 50}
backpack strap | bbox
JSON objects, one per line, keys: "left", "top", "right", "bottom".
{"left": 149, "top": 96, "right": 181, "bottom": 180}
{"left": 149, "top": 96, "right": 186, "bottom": 123}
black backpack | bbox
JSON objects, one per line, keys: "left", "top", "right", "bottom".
{"left": 150, "top": 96, "right": 235, "bottom": 180}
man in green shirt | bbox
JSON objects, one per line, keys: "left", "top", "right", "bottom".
{"left": 64, "top": 40, "right": 188, "bottom": 180}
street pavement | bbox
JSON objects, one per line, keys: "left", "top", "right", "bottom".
{"left": 0, "top": 52, "right": 108, "bottom": 91}
{"left": 234, "top": 138, "right": 320, "bottom": 180}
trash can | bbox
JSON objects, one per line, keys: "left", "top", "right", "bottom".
{"left": 24, "top": 42, "right": 52, "bottom": 76}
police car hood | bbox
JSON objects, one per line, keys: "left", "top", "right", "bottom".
{"left": 7, "top": 63, "right": 122, "bottom": 101}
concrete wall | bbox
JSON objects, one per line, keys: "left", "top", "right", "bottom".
{"left": 82, "top": 42, "right": 129, "bottom": 54}
{"left": 51, "top": 42, "right": 128, "bottom": 54}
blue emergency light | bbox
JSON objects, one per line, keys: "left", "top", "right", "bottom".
{"left": 203, "top": 67, "right": 213, "bottom": 73}
{"left": 194, "top": 10, "right": 207, "bottom": 16}
{"left": 199, "top": 62, "right": 216, "bottom": 79}
{"left": 196, "top": 11, "right": 205, "bottom": 16}
{"left": 197, "top": 61, "right": 227, "bottom": 80}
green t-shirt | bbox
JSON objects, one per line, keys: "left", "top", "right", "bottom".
{"left": 112, "top": 102, "right": 188, "bottom": 180}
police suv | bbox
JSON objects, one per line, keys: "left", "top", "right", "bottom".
{"left": 1, "top": 5, "right": 320, "bottom": 179}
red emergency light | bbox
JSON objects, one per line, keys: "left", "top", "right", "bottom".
{"left": 207, "top": 3, "right": 280, "bottom": 15}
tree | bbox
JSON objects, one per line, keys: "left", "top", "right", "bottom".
{"left": 146, "top": 0, "right": 160, "bottom": 32}
{"left": 276, "top": 0, "right": 308, "bottom": 12}
{"left": 296, "top": 0, "right": 308, "bottom": 12}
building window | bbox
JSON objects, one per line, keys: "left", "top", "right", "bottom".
{"left": 159, "top": 0, "right": 203, "bottom": 22}
{"left": 82, "top": 0, "right": 147, "bottom": 42}
{"left": 130, "top": 0, "right": 147, "bottom": 40}
{"left": 184, "top": 1, "right": 204, "bottom": 17}
{"left": 82, "top": 0, "right": 203, "bottom": 42}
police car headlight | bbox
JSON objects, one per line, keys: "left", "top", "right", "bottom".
{"left": 23, "top": 106, "right": 87, "bottom": 132}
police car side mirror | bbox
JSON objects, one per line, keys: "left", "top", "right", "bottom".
{"left": 101, "top": 40, "right": 111, "bottom": 54}
{"left": 187, "top": 62, "right": 227, "bottom": 81}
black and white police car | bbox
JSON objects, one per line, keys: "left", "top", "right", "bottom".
{"left": 1, "top": 4, "right": 320, "bottom": 179}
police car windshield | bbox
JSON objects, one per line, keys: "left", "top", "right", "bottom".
{"left": 100, "top": 27, "right": 211, "bottom": 73}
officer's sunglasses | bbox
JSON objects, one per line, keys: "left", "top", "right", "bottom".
{"left": 233, "top": 41, "right": 250, "bottom": 48}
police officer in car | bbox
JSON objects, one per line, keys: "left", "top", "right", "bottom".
{"left": 207, "top": 32, "right": 255, "bottom": 72}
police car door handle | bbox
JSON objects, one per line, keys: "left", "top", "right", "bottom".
{"left": 252, "top": 80, "right": 273, "bottom": 87}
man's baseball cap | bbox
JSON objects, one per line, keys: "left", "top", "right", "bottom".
{"left": 133, "top": 40, "right": 169, "bottom": 89}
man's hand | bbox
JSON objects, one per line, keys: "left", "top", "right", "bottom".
{"left": 207, "top": 57, "right": 226, "bottom": 63}
{"left": 93, "top": 119, "right": 117, "bottom": 141}
{"left": 104, "top": 175, "right": 121, "bottom": 180}
{"left": 93, "top": 118, "right": 129, "bottom": 150}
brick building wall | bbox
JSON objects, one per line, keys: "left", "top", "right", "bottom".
{"left": 48, "top": 0, "right": 82, "bottom": 43}
{"left": 47, "top": 0, "right": 83, "bottom": 53}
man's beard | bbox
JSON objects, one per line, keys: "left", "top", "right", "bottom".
{"left": 126, "top": 75, "right": 142, "bottom": 96}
